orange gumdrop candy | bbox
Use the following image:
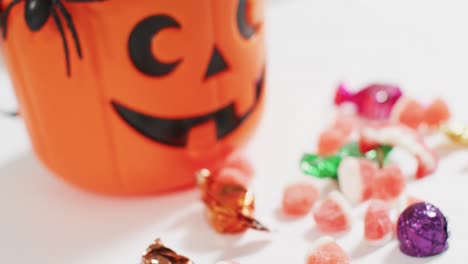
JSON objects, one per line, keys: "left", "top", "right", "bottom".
{"left": 372, "top": 165, "right": 406, "bottom": 201}
{"left": 424, "top": 98, "right": 451, "bottom": 127}
{"left": 364, "top": 200, "right": 393, "bottom": 245}
{"left": 318, "top": 129, "right": 348, "bottom": 156}
{"left": 332, "top": 115, "right": 355, "bottom": 137}
{"left": 313, "top": 191, "right": 353, "bottom": 233}
{"left": 216, "top": 168, "right": 250, "bottom": 188}
{"left": 225, "top": 155, "right": 255, "bottom": 180}
{"left": 306, "top": 237, "right": 350, "bottom": 264}
{"left": 391, "top": 97, "right": 425, "bottom": 129}
{"left": 282, "top": 181, "right": 320, "bottom": 216}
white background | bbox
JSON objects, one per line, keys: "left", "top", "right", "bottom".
{"left": 1, "top": 0, "right": 468, "bottom": 263}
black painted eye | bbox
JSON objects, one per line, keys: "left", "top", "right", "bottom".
{"left": 237, "top": 0, "right": 258, "bottom": 39}
{"left": 24, "top": 0, "right": 52, "bottom": 31}
{"left": 128, "top": 15, "right": 183, "bottom": 77}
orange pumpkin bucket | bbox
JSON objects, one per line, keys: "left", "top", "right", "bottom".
{"left": 0, "top": 0, "right": 266, "bottom": 195}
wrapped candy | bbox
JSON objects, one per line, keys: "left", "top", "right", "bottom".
{"left": 196, "top": 169, "right": 269, "bottom": 234}
{"left": 441, "top": 123, "right": 468, "bottom": 145}
{"left": 334, "top": 83, "right": 403, "bottom": 120}
{"left": 301, "top": 142, "right": 392, "bottom": 180}
{"left": 360, "top": 124, "right": 438, "bottom": 179}
{"left": 141, "top": 238, "right": 193, "bottom": 264}
{"left": 301, "top": 154, "right": 342, "bottom": 180}
{"left": 397, "top": 202, "right": 449, "bottom": 257}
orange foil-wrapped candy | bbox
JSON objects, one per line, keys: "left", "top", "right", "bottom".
{"left": 197, "top": 169, "right": 269, "bottom": 234}
{"left": 141, "top": 238, "right": 193, "bottom": 264}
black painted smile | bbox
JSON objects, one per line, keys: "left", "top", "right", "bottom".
{"left": 112, "top": 72, "right": 264, "bottom": 147}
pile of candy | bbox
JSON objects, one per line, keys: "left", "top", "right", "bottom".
{"left": 140, "top": 83, "right": 458, "bottom": 264}
{"left": 285, "top": 83, "right": 452, "bottom": 262}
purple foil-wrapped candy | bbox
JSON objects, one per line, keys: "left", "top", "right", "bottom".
{"left": 397, "top": 202, "right": 449, "bottom": 257}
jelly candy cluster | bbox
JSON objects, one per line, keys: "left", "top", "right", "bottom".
{"left": 288, "top": 83, "right": 450, "bottom": 262}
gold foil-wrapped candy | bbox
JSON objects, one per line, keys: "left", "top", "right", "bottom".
{"left": 141, "top": 239, "right": 193, "bottom": 264}
{"left": 196, "top": 169, "right": 269, "bottom": 234}
{"left": 441, "top": 123, "right": 468, "bottom": 145}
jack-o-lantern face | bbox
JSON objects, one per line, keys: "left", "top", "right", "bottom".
{"left": 1, "top": 0, "right": 265, "bottom": 195}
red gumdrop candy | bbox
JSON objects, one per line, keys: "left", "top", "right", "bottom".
{"left": 391, "top": 97, "right": 425, "bottom": 129}
{"left": 282, "top": 181, "right": 320, "bottom": 216}
{"left": 364, "top": 200, "right": 393, "bottom": 245}
{"left": 215, "top": 168, "right": 250, "bottom": 188}
{"left": 318, "top": 129, "right": 348, "bottom": 156}
{"left": 398, "top": 195, "right": 425, "bottom": 213}
{"left": 424, "top": 98, "right": 451, "bottom": 127}
{"left": 332, "top": 115, "right": 355, "bottom": 138}
{"left": 408, "top": 196, "right": 424, "bottom": 206}
{"left": 415, "top": 146, "right": 439, "bottom": 179}
{"left": 338, "top": 157, "right": 378, "bottom": 205}
{"left": 313, "top": 191, "right": 353, "bottom": 233}
{"left": 372, "top": 165, "right": 406, "bottom": 201}
{"left": 225, "top": 155, "right": 255, "bottom": 180}
{"left": 306, "top": 236, "right": 350, "bottom": 264}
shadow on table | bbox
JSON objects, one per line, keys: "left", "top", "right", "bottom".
{"left": 0, "top": 152, "right": 197, "bottom": 264}
{"left": 167, "top": 203, "right": 271, "bottom": 261}
{"left": 383, "top": 243, "right": 441, "bottom": 264}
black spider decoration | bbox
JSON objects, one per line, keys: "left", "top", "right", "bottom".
{"left": 0, "top": 0, "right": 105, "bottom": 76}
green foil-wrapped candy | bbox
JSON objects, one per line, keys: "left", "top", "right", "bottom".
{"left": 300, "top": 142, "right": 392, "bottom": 180}
{"left": 300, "top": 154, "right": 342, "bottom": 179}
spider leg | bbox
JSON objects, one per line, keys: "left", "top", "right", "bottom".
{"left": 1, "top": 0, "right": 22, "bottom": 39}
{"left": 53, "top": 0, "right": 82, "bottom": 59}
{"left": 50, "top": 6, "right": 71, "bottom": 76}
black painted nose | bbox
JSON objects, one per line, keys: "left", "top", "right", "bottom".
{"left": 204, "top": 47, "right": 228, "bottom": 79}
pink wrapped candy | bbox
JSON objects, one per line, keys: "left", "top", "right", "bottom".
{"left": 282, "top": 181, "right": 320, "bottom": 216}
{"left": 334, "top": 83, "right": 403, "bottom": 120}
{"left": 313, "top": 191, "right": 353, "bottom": 233}
{"left": 364, "top": 200, "right": 393, "bottom": 245}
{"left": 338, "top": 157, "right": 378, "bottom": 204}
{"left": 306, "top": 236, "right": 350, "bottom": 264}
{"left": 360, "top": 124, "right": 438, "bottom": 179}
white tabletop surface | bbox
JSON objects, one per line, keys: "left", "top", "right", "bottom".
{"left": 1, "top": 0, "right": 468, "bottom": 263}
